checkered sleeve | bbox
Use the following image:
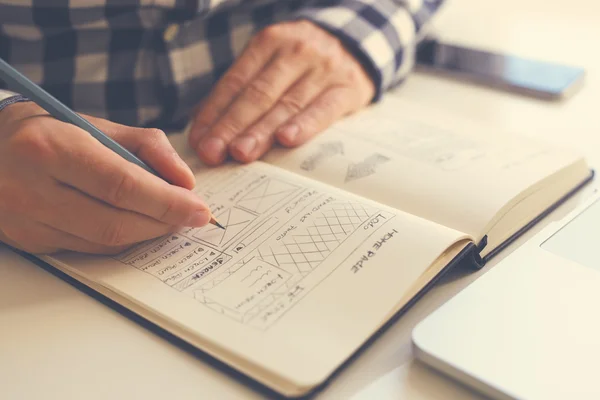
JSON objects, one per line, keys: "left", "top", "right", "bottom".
{"left": 290, "top": 0, "right": 446, "bottom": 101}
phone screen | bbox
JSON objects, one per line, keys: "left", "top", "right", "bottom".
{"left": 415, "top": 39, "right": 585, "bottom": 99}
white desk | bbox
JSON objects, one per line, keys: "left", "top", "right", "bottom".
{"left": 2, "top": 0, "right": 599, "bottom": 398}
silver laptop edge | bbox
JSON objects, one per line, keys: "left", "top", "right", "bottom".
{"left": 412, "top": 191, "right": 600, "bottom": 400}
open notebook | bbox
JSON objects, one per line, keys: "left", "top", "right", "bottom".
{"left": 32, "top": 96, "right": 592, "bottom": 397}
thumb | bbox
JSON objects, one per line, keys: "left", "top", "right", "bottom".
{"left": 84, "top": 115, "right": 196, "bottom": 190}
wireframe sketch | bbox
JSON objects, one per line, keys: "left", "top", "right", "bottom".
{"left": 193, "top": 200, "right": 393, "bottom": 328}
{"left": 113, "top": 233, "right": 230, "bottom": 291}
{"left": 237, "top": 178, "right": 298, "bottom": 214}
{"left": 300, "top": 141, "right": 344, "bottom": 171}
{"left": 345, "top": 119, "right": 487, "bottom": 171}
{"left": 113, "top": 165, "right": 396, "bottom": 329}
{"left": 257, "top": 201, "right": 372, "bottom": 275}
{"left": 194, "top": 257, "right": 292, "bottom": 320}
{"left": 193, "top": 207, "right": 256, "bottom": 248}
{"left": 231, "top": 217, "right": 279, "bottom": 254}
{"left": 345, "top": 153, "right": 390, "bottom": 182}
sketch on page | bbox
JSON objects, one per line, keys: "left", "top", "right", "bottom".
{"left": 339, "top": 118, "right": 553, "bottom": 173}
{"left": 112, "top": 164, "right": 396, "bottom": 329}
{"left": 298, "top": 143, "right": 391, "bottom": 183}
{"left": 300, "top": 141, "right": 345, "bottom": 171}
{"left": 345, "top": 153, "right": 391, "bottom": 183}
{"left": 344, "top": 119, "right": 486, "bottom": 172}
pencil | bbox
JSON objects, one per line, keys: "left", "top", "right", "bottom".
{"left": 209, "top": 216, "right": 225, "bottom": 230}
{"left": 0, "top": 57, "right": 224, "bottom": 230}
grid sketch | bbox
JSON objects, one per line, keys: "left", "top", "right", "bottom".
{"left": 195, "top": 200, "right": 381, "bottom": 327}
{"left": 259, "top": 202, "right": 374, "bottom": 277}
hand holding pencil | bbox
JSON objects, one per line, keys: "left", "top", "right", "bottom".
{"left": 0, "top": 58, "right": 222, "bottom": 255}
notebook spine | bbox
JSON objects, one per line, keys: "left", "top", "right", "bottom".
{"left": 470, "top": 235, "right": 487, "bottom": 270}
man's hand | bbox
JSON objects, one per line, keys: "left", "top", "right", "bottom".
{"left": 0, "top": 102, "right": 211, "bottom": 255}
{"left": 188, "top": 20, "right": 375, "bottom": 165}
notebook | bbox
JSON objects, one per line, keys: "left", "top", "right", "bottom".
{"left": 24, "top": 96, "right": 592, "bottom": 397}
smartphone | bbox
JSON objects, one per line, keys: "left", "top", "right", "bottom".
{"left": 415, "top": 38, "right": 586, "bottom": 100}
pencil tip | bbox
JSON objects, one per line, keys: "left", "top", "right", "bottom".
{"left": 215, "top": 221, "right": 226, "bottom": 230}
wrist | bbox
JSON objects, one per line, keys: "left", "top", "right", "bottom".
{"left": 0, "top": 97, "right": 39, "bottom": 134}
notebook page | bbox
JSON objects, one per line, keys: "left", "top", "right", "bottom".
{"left": 263, "top": 96, "right": 584, "bottom": 239}
{"left": 46, "top": 161, "right": 466, "bottom": 394}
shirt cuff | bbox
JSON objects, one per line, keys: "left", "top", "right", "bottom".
{"left": 0, "top": 94, "right": 31, "bottom": 113}
{"left": 290, "top": 0, "right": 445, "bottom": 101}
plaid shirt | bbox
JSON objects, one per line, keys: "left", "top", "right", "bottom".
{"left": 0, "top": 0, "right": 444, "bottom": 131}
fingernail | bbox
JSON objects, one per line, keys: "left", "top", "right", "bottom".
{"left": 278, "top": 124, "right": 299, "bottom": 143}
{"left": 187, "top": 210, "right": 210, "bottom": 227}
{"left": 232, "top": 136, "right": 257, "bottom": 158}
{"left": 198, "top": 137, "right": 225, "bottom": 163}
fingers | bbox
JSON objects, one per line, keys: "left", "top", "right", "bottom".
{"left": 0, "top": 217, "right": 131, "bottom": 255}
{"left": 195, "top": 54, "right": 309, "bottom": 165}
{"left": 85, "top": 115, "right": 196, "bottom": 190}
{"left": 229, "top": 70, "right": 325, "bottom": 162}
{"left": 0, "top": 103, "right": 203, "bottom": 256}
{"left": 188, "top": 20, "right": 377, "bottom": 165}
{"left": 46, "top": 125, "right": 211, "bottom": 229}
{"left": 276, "top": 86, "right": 356, "bottom": 147}
{"left": 188, "top": 32, "right": 280, "bottom": 154}
{"left": 24, "top": 182, "right": 176, "bottom": 247}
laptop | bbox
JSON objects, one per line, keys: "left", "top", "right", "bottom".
{"left": 412, "top": 191, "right": 600, "bottom": 400}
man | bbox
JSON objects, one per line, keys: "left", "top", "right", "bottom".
{"left": 0, "top": 0, "right": 443, "bottom": 255}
